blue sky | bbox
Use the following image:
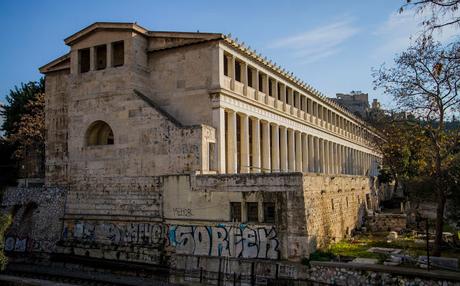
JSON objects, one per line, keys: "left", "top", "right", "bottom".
{"left": 0, "top": 0, "right": 456, "bottom": 118}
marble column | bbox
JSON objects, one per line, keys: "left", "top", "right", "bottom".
{"left": 261, "top": 121, "right": 271, "bottom": 172}
{"left": 313, "top": 137, "right": 320, "bottom": 173}
{"left": 288, "top": 129, "right": 295, "bottom": 171}
{"left": 240, "top": 113, "right": 250, "bottom": 173}
{"left": 226, "top": 110, "right": 237, "bottom": 173}
{"left": 213, "top": 107, "right": 226, "bottom": 173}
{"left": 251, "top": 117, "right": 261, "bottom": 173}
{"left": 280, "top": 126, "right": 288, "bottom": 172}
{"left": 302, "top": 133, "right": 308, "bottom": 173}
{"left": 295, "top": 131, "right": 302, "bottom": 172}
{"left": 271, "top": 124, "right": 280, "bottom": 172}
{"left": 324, "top": 140, "right": 330, "bottom": 174}
{"left": 319, "top": 138, "right": 324, "bottom": 173}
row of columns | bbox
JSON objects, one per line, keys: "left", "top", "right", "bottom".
{"left": 215, "top": 108, "right": 379, "bottom": 175}
{"left": 223, "top": 52, "right": 373, "bottom": 143}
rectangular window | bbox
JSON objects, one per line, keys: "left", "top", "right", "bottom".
{"left": 95, "top": 44, "right": 107, "bottom": 70}
{"left": 247, "top": 202, "right": 259, "bottom": 222}
{"left": 230, "top": 202, "right": 242, "bottom": 222}
{"left": 331, "top": 199, "right": 335, "bottom": 210}
{"left": 78, "top": 48, "right": 90, "bottom": 73}
{"left": 112, "top": 41, "right": 124, "bottom": 67}
{"left": 258, "top": 74, "right": 264, "bottom": 92}
{"left": 247, "top": 67, "right": 253, "bottom": 87}
{"left": 235, "top": 61, "right": 241, "bottom": 82}
{"left": 277, "top": 83, "right": 281, "bottom": 100}
{"left": 268, "top": 78, "right": 273, "bottom": 96}
{"left": 263, "top": 202, "right": 276, "bottom": 223}
{"left": 223, "top": 54, "right": 229, "bottom": 76}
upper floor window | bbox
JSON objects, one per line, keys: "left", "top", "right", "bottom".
{"left": 230, "top": 202, "right": 242, "bottom": 222}
{"left": 85, "top": 121, "right": 114, "bottom": 146}
{"left": 247, "top": 202, "right": 259, "bottom": 222}
{"left": 223, "top": 54, "right": 229, "bottom": 76}
{"left": 235, "top": 60, "right": 242, "bottom": 82}
{"left": 112, "top": 41, "right": 124, "bottom": 67}
{"left": 263, "top": 202, "right": 276, "bottom": 223}
{"left": 79, "top": 48, "right": 90, "bottom": 73}
{"left": 95, "top": 44, "right": 107, "bottom": 70}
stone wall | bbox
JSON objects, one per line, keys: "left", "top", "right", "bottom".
{"left": 44, "top": 69, "right": 70, "bottom": 186}
{"left": 308, "top": 261, "right": 460, "bottom": 286}
{"left": 1, "top": 187, "right": 66, "bottom": 253}
{"left": 65, "top": 176, "right": 162, "bottom": 218}
{"left": 169, "top": 257, "right": 460, "bottom": 286}
{"left": 285, "top": 174, "right": 369, "bottom": 260}
{"left": 51, "top": 173, "right": 374, "bottom": 264}
{"left": 149, "top": 41, "right": 219, "bottom": 126}
{"left": 367, "top": 213, "right": 407, "bottom": 232}
{"left": 60, "top": 175, "right": 165, "bottom": 264}
{"left": 2, "top": 173, "right": 375, "bottom": 266}
{"left": 59, "top": 220, "right": 165, "bottom": 264}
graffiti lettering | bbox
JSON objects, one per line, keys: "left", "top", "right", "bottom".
{"left": 173, "top": 208, "right": 193, "bottom": 217}
{"left": 64, "top": 222, "right": 280, "bottom": 260}
{"left": 279, "top": 265, "right": 297, "bottom": 279}
{"left": 168, "top": 224, "right": 279, "bottom": 260}
{"left": 4, "top": 236, "right": 55, "bottom": 253}
{"left": 69, "top": 222, "right": 163, "bottom": 246}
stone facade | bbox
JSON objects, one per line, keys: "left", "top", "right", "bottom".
{"left": 2, "top": 22, "right": 387, "bottom": 269}
{"left": 1, "top": 187, "right": 65, "bottom": 254}
{"left": 367, "top": 213, "right": 407, "bottom": 232}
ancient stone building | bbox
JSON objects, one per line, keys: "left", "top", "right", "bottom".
{"left": 3, "top": 22, "right": 383, "bottom": 270}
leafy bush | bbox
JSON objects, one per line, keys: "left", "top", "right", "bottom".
{"left": 0, "top": 214, "right": 12, "bottom": 270}
{"left": 308, "top": 250, "right": 336, "bottom": 262}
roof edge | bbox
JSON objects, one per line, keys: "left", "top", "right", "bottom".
{"left": 39, "top": 53, "right": 70, "bottom": 74}
{"left": 64, "top": 22, "right": 149, "bottom": 46}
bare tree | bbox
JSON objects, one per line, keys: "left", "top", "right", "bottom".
{"left": 401, "top": 0, "right": 460, "bottom": 32}
{"left": 374, "top": 39, "right": 460, "bottom": 256}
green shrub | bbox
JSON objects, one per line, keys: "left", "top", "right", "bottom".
{"left": 309, "top": 250, "right": 336, "bottom": 261}
{"left": 0, "top": 214, "right": 12, "bottom": 270}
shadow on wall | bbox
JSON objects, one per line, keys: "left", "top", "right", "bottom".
{"left": 4, "top": 202, "right": 38, "bottom": 253}
{"left": 303, "top": 182, "right": 369, "bottom": 257}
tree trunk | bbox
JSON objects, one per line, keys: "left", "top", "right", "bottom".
{"left": 392, "top": 176, "right": 399, "bottom": 196}
{"left": 432, "top": 154, "right": 445, "bottom": 257}
{"left": 433, "top": 189, "right": 446, "bottom": 256}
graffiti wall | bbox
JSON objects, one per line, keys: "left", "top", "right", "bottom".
{"left": 167, "top": 224, "right": 279, "bottom": 260}
{"left": 63, "top": 221, "right": 163, "bottom": 246}
{"left": 62, "top": 221, "right": 280, "bottom": 262}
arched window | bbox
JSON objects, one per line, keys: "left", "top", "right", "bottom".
{"left": 85, "top": 121, "right": 114, "bottom": 146}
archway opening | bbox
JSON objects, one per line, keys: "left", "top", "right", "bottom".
{"left": 85, "top": 121, "right": 114, "bottom": 146}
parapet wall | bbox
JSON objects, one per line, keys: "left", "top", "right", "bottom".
{"left": 2, "top": 173, "right": 374, "bottom": 266}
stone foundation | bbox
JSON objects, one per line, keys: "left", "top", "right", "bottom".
{"left": 367, "top": 213, "right": 407, "bottom": 232}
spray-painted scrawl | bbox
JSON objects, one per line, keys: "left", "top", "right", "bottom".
{"left": 66, "top": 222, "right": 163, "bottom": 246}
{"left": 168, "top": 224, "right": 279, "bottom": 260}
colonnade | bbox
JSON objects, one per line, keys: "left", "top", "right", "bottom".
{"left": 215, "top": 108, "right": 379, "bottom": 176}
{"left": 223, "top": 52, "right": 374, "bottom": 145}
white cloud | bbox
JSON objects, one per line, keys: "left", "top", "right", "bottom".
{"left": 269, "top": 18, "right": 359, "bottom": 64}
{"left": 373, "top": 9, "right": 458, "bottom": 58}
